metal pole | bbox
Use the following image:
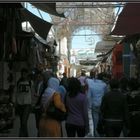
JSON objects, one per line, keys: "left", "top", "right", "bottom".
{"left": 59, "top": 39, "right": 61, "bottom": 58}
{"left": 26, "top": 2, "right": 28, "bottom": 30}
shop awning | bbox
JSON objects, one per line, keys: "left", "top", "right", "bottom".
{"left": 20, "top": 8, "right": 53, "bottom": 40}
{"left": 111, "top": 3, "right": 140, "bottom": 36}
{"left": 31, "top": 3, "right": 65, "bottom": 18}
{"left": 95, "top": 41, "right": 116, "bottom": 53}
{"left": 0, "top": 3, "right": 23, "bottom": 8}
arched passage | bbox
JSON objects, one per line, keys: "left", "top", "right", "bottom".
{"left": 71, "top": 28, "right": 101, "bottom": 50}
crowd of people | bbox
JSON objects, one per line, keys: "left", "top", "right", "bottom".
{"left": 14, "top": 68, "right": 140, "bottom": 137}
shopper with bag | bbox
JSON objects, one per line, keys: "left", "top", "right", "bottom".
{"left": 39, "top": 77, "right": 66, "bottom": 137}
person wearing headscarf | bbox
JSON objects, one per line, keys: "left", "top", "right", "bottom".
{"left": 57, "top": 85, "right": 67, "bottom": 103}
{"left": 39, "top": 77, "right": 66, "bottom": 137}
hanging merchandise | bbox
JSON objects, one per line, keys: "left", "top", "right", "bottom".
{"left": 14, "top": 39, "right": 21, "bottom": 61}
{"left": 11, "top": 37, "right": 17, "bottom": 55}
{"left": 36, "top": 46, "right": 42, "bottom": 64}
{"left": 27, "top": 39, "right": 37, "bottom": 68}
{"left": 112, "top": 44, "right": 123, "bottom": 79}
{"left": 9, "top": 9, "right": 17, "bottom": 61}
{"left": 123, "top": 43, "right": 131, "bottom": 78}
{"left": 19, "top": 40, "right": 25, "bottom": 60}
{"left": 19, "top": 39, "right": 31, "bottom": 61}
{"left": 3, "top": 8, "right": 17, "bottom": 61}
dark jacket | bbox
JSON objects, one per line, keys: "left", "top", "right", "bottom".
{"left": 101, "top": 89, "right": 129, "bottom": 126}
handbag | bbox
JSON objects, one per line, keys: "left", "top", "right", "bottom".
{"left": 46, "top": 101, "right": 67, "bottom": 121}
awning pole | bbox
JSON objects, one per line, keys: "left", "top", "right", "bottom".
{"left": 25, "top": 2, "right": 28, "bottom": 30}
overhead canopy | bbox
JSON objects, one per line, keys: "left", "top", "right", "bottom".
{"left": 111, "top": 3, "right": 140, "bottom": 36}
{"left": 31, "top": 3, "right": 65, "bottom": 18}
{"left": 20, "top": 8, "right": 53, "bottom": 40}
{"left": 95, "top": 41, "right": 116, "bottom": 53}
{"left": 0, "top": 3, "right": 23, "bottom": 8}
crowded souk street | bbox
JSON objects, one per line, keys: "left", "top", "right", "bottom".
{"left": 0, "top": 2, "right": 140, "bottom": 138}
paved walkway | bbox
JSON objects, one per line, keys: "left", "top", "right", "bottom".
{"left": 1, "top": 113, "right": 67, "bottom": 137}
{"left": 8, "top": 113, "right": 37, "bottom": 137}
{"left": 0, "top": 113, "right": 124, "bottom": 137}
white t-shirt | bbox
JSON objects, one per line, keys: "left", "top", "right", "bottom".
{"left": 16, "top": 81, "right": 32, "bottom": 105}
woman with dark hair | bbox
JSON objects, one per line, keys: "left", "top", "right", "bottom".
{"left": 65, "top": 77, "right": 89, "bottom": 137}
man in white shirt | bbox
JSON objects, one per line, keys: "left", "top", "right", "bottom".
{"left": 16, "top": 68, "right": 32, "bottom": 137}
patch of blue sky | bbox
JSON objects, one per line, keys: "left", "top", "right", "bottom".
{"left": 26, "top": 2, "right": 52, "bottom": 23}
{"left": 114, "top": 5, "right": 123, "bottom": 16}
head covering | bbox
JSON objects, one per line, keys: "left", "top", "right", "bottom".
{"left": 57, "top": 85, "right": 66, "bottom": 102}
{"left": 48, "top": 77, "right": 60, "bottom": 90}
{"left": 41, "top": 77, "right": 60, "bottom": 109}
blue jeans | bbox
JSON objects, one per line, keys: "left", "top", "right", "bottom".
{"left": 17, "top": 104, "right": 31, "bottom": 137}
{"left": 91, "top": 106, "right": 100, "bottom": 137}
{"left": 86, "top": 108, "right": 94, "bottom": 137}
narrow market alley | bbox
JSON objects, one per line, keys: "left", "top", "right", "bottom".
{"left": 0, "top": 2, "right": 140, "bottom": 138}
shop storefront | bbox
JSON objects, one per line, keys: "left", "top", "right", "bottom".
{"left": 0, "top": 4, "right": 54, "bottom": 134}
{"left": 111, "top": 3, "right": 140, "bottom": 79}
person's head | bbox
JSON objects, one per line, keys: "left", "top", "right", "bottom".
{"left": 63, "top": 73, "right": 67, "bottom": 77}
{"left": 21, "top": 68, "right": 28, "bottom": 79}
{"left": 119, "top": 77, "right": 128, "bottom": 90}
{"left": 68, "top": 77, "right": 81, "bottom": 97}
{"left": 37, "top": 72, "right": 43, "bottom": 81}
{"left": 47, "top": 77, "right": 60, "bottom": 91}
{"left": 109, "top": 78, "right": 119, "bottom": 90}
{"left": 90, "top": 70, "right": 96, "bottom": 78}
{"left": 81, "top": 70, "right": 86, "bottom": 76}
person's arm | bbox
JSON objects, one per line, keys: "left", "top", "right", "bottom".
{"left": 53, "top": 92, "right": 66, "bottom": 112}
